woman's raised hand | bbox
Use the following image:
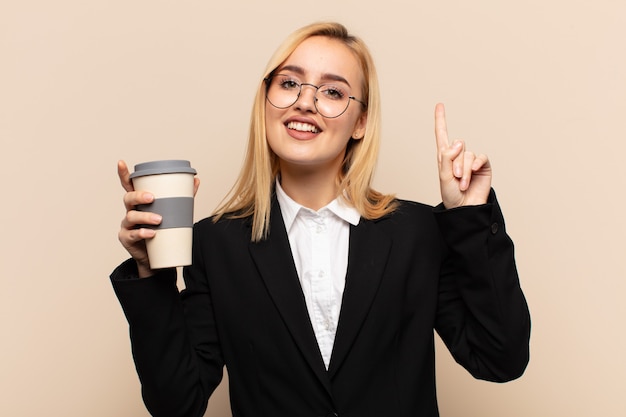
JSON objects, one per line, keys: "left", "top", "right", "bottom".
{"left": 434, "top": 103, "right": 492, "bottom": 209}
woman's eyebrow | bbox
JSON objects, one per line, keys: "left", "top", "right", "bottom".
{"left": 321, "top": 72, "right": 351, "bottom": 87}
{"left": 277, "top": 65, "right": 305, "bottom": 76}
{"left": 276, "top": 65, "right": 351, "bottom": 87}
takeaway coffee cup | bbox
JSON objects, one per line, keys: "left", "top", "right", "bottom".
{"left": 130, "top": 160, "right": 197, "bottom": 269}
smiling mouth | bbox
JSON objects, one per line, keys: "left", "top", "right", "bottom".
{"left": 287, "top": 121, "right": 320, "bottom": 134}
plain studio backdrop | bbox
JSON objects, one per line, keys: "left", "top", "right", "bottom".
{"left": 1, "top": 1, "right": 624, "bottom": 416}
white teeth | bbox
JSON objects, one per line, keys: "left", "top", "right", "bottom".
{"left": 287, "top": 121, "right": 320, "bottom": 133}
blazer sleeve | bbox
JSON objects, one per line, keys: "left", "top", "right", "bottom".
{"left": 110, "top": 224, "right": 224, "bottom": 417}
{"left": 433, "top": 189, "right": 531, "bottom": 382}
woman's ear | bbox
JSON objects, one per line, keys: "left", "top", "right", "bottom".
{"left": 352, "top": 112, "right": 367, "bottom": 140}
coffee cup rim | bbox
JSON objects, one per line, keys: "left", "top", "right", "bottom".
{"left": 130, "top": 160, "right": 196, "bottom": 178}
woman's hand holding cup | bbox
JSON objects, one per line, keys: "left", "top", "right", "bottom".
{"left": 117, "top": 160, "right": 160, "bottom": 277}
{"left": 117, "top": 160, "right": 201, "bottom": 278}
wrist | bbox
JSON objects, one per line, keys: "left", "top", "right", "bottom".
{"left": 136, "top": 261, "right": 154, "bottom": 279}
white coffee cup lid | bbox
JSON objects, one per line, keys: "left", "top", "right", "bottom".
{"left": 130, "top": 160, "right": 196, "bottom": 178}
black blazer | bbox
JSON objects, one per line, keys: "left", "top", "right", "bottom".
{"left": 112, "top": 190, "right": 530, "bottom": 417}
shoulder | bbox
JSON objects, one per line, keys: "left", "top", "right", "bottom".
{"left": 359, "top": 199, "right": 445, "bottom": 253}
{"left": 382, "top": 198, "right": 436, "bottom": 222}
{"left": 194, "top": 214, "right": 252, "bottom": 243}
{"left": 369, "top": 198, "right": 439, "bottom": 235}
{"left": 394, "top": 198, "right": 435, "bottom": 213}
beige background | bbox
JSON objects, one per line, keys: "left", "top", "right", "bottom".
{"left": 1, "top": 0, "right": 625, "bottom": 416}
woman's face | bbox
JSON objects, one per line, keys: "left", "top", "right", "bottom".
{"left": 265, "top": 36, "right": 367, "bottom": 174}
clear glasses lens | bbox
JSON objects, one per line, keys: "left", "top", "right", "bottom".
{"left": 266, "top": 76, "right": 351, "bottom": 118}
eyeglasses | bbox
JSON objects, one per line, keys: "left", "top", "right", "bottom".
{"left": 264, "top": 74, "right": 367, "bottom": 119}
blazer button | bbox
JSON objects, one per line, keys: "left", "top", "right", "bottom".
{"left": 490, "top": 222, "right": 499, "bottom": 234}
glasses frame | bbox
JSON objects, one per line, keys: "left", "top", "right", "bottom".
{"left": 264, "top": 76, "right": 367, "bottom": 119}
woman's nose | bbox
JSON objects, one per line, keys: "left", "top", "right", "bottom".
{"left": 294, "top": 84, "right": 318, "bottom": 113}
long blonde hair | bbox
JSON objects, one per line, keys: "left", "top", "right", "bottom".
{"left": 213, "top": 22, "right": 396, "bottom": 241}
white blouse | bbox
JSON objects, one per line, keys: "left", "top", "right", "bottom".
{"left": 275, "top": 182, "right": 360, "bottom": 369}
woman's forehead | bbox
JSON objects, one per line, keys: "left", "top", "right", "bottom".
{"left": 279, "top": 36, "right": 363, "bottom": 85}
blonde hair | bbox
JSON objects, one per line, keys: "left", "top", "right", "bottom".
{"left": 213, "top": 22, "right": 397, "bottom": 241}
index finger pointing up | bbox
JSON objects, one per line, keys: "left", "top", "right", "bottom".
{"left": 435, "top": 103, "right": 449, "bottom": 151}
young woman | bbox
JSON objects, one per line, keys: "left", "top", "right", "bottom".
{"left": 112, "top": 22, "right": 530, "bottom": 417}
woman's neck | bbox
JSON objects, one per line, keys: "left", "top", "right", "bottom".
{"left": 279, "top": 165, "right": 340, "bottom": 211}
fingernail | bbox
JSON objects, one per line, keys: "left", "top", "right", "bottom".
{"left": 151, "top": 214, "right": 162, "bottom": 223}
{"left": 144, "top": 193, "right": 154, "bottom": 202}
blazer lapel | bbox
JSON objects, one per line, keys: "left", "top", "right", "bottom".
{"left": 248, "top": 198, "right": 331, "bottom": 393}
{"left": 328, "top": 217, "right": 392, "bottom": 378}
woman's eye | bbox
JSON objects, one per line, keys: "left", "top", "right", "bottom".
{"left": 278, "top": 79, "right": 299, "bottom": 90}
{"left": 320, "top": 86, "right": 345, "bottom": 100}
